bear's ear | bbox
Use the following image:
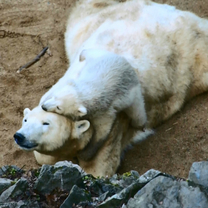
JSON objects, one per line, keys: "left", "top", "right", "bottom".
{"left": 73, "top": 120, "right": 90, "bottom": 139}
{"left": 78, "top": 106, "right": 87, "bottom": 117}
{"left": 23, "top": 108, "right": 31, "bottom": 116}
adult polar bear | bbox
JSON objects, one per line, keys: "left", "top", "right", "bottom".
{"left": 41, "top": 0, "right": 208, "bottom": 127}
{"left": 15, "top": 0, "right": 208, "bottom": 176}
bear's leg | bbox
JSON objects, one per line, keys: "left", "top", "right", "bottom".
{"left": 148, "top": 92, "right": 186, "bottom": 127}
{"left": 124, "top": 86, "right": 147, "bottom": 130}
{"left": 78, "top": 141, "right": 121, "bottom": 177}
{"left": 78, "top": 118, "right": 123, "bottom": 177}
{"left": 162, "top": 93, "right": 186, "bottom": 121}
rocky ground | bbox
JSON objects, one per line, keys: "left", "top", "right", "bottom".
{"left": 0, "top": 161, "right": 208, "bottom": 208}
{"left": 0, "top": 0, "right": 208, "bottom": 182}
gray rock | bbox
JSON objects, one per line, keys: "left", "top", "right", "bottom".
{"left": 0, "top": 205, "right": 10, "bottom": 208}
{"left": 188, "top": 161, "right": 208, "bottom": 187}
{"left": 1, "top": 162, "right": 208, "bottom": 208}
{"left": 60, "top": 185, "right": 91, "bottom": 208}
{"left": 81, "top": 175, "right": 122, "bottom": 197}
{"left": 34, "top": 162, "right": 83, "bottom": 194}
{"left": 0, "top": 201, "right": 25, "bottom": 208}
{"left": 54, "top": 161, "right": 86, "bottom": 174}
{"left": 98, "top": 191, "right": 110, "bottom": 203}
{"left": 12, "top": 201, "right": 26, "bottom": 208}
{"left": 109, "top": 171, "right": 140, "bottom": 189}
{"left": 0, "top": 178, "right": 12, "bottom": 195}
{"left": 97, "top": 179, "right": 145, "bottom": 208}
{"left": 129, "top": 170, "right": 140, "bottom": 178}
{"left": 0, "top": 178, "right": 28, "bottom": 203}
{"left": 127, "top": 176, "right": 208, "bottom": 208}
{"left": 138, "top": 169, "right": 161, "bottom": 183}
{"left": 0, "top": 200, "right": 40, "bottom": 208}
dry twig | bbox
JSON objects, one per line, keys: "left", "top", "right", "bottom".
{"left": 17, "top": 46, "right": 48, "bottom": 73}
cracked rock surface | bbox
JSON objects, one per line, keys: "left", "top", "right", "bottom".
{"left": 0, "top": 161, "right": 208, "bottom": 207}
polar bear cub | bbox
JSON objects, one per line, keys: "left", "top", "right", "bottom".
{"left": 42, "top": 49, "right": 147, "bottom": 129}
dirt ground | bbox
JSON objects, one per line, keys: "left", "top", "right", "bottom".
{"left": 1, "top": 0, "right": 208, "bottom": 179}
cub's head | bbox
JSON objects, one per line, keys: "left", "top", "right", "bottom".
{"left": 41, "top": 86, "right": 87, "bottom": 119}
{"left": 14, "top": 106, "right": 92, "bottom": 155}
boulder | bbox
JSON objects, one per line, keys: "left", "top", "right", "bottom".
{"left": 188, "top": 161, "right": 208, "bottom": 187}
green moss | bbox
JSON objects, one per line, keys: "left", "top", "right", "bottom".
{"left": 123, "top": 172, "right": 132, "bottom": 178}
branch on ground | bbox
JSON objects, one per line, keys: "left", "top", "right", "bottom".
{"left": 17, "top": 46, "right": 49, "bottom": 73}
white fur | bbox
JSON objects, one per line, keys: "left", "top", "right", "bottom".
{"left": 41, "top": 49, "right": 147, "bottom": 129}
{"left": 63, "top": 0, "right": 208, "bottom": 127}
{"left": 15, "top": 106, "right": 151, "bottom": 176}
{"left": 15, "top": 0, "right": 208, "bottom": 176}
{"left": 15, "top": 106, "right": 92, "bottom": 153}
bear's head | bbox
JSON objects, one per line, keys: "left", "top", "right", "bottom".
{"left": 14, "top": 106, "right": 92, "bottom": 157}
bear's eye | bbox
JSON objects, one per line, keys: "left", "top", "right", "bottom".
{"left": 24, "top": 119, "right": 27, "bottom": 122}
{"left": 43, "top": 122, "right": 49, "bottom": 125}
{"left": 57, "top": 106, "right": 60, "bottom": 110}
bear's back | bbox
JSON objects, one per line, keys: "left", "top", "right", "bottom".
{"left": 76, "top": 53, "right": 139, "bottom": 99}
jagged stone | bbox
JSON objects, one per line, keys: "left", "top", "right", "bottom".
{"left": 100, "top": 180, "right": 122, "bottom": 195}
{"left": 188, "top": 161, "right": 208, "bottom": 187}
{"left": 109, "top": 171, "right": 139, "bottom": 189}
{"left": 0, "top": 178, "right": 12, "bottom": 195}
{"left": 97, "top": 179, "right": 145, "bottom": 208}
{"left": 81, "top": 174, "right": 123, "bottom": 197}
{"left": 34, "top": 161, "right": 84, "bottom": 194}
{"left": 0, "top": 162, "right": 208, "bottom": 207}
{"left": 60, "top": 185, "right": 91, "bottom": 208}
{"left": 127, "top": 175, "right": 208, "bottom": 208}
{"left": 0, "top": 205, "right": 10, "bottom": 208}
{"left": 0, "top": 178, "right": 28, "bottom": 203}
{"left": 129, "top": 170, "right": 140, "bottom": 178}
{"left": 138, "top": 169, "right": 161, "bottom": 183}
{"left": 0, "top": 200, "right": 40, "bottom": 208}
{"left": 54, "top": 161, "right": 86, "bottom": 174}
{"left": 98, "top": 191, "right": 110, "bottom": 203}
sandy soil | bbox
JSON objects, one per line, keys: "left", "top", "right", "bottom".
{"left": 1, "top": 0, "right": 208, "bottom": 179}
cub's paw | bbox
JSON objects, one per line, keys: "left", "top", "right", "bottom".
{"left": 41, "top": 97, "right": 62, "bottom": 114}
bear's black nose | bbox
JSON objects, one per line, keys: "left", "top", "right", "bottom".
{"left": 41, "top": 105, "right": 48, "bottom": 111}
{"left": 14, "top": 133, "right": 25, "bottom": 145}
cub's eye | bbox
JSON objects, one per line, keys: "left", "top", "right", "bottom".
{"left": 57, "top": 106, "right": 60, "bottom": 110}
{"left": 24, "top": 119, "right": 27, "bottom": 122}
{"left": 43, "top": 122, "right": 49, "bottom": 125}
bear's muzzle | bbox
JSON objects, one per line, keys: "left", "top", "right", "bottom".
{"left": 14, "top": 132, "right": 25, "bottom": 144}
{"left": 14, "top": 132, "right": 38, "bottom": 150}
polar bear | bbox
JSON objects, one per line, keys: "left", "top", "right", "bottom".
{"left": 13, "top": 106, "right": 92, "bottom": 154}
{"left": 15, "top": 0, "right": 208, "bottom": 176}
{"left": 41, "top": 49, "right": 147, "bottom": 130}
{"left": 63, "top": 0, "right": 208, "bottom": 127}
{"left": 14, "top": 106, "right": 152, "bottom": 176}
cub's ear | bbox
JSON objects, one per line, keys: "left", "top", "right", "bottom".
{"left": 78, "top": 106, "right": 87, "bottom": 117}
{"left": 23, "top": 108, "right": 31, "bottom": 116}
{"left": 73, "top": 120, "right": 90, "bottom": 139}
{"left": 79, "top": 48, "right": 111, "bottom": 62}
{"left": 79, "top": 49, "right": 87, "bottom": 62}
